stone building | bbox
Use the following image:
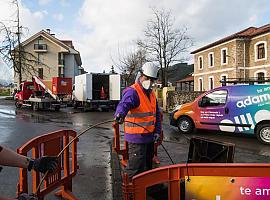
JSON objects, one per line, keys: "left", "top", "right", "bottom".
{"left": 192, "top": 24, "right": 270, "bottom": 91}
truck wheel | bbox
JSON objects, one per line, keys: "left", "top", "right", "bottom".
{"left": 33, "top": 102, "right": 39, "bottom": 111}
{"left": 83, "top": 106, "right": 88, "bottom": 112}
{"left": 54, "top": 106, "right": 60, "bottom": 111}
{"left": 256, "top": 123, "right": 270, "bottom": 145}
{"left": 101, "top": 108, "right": 109, "bottom": 112}
{"left": 177, "top": 117, "right": 194, "bottom": 134}
{"left": 15, "top": 100, "right": 22, "bottom": 108}
{"left": 73, "top": 102, "right": 78, "bottom": 109}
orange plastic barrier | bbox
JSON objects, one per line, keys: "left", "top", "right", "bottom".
{"left": 16, "top": 130, "right": 79, "bottom": 200}
{"left": 113, "top": 123, "right": 164, "bottom": 167}
{"left": 113, "top": 113, "right": 164, "bottom": 167}
{"left": 122, "top": 163, "right": 270, "bottom": 200}
{"left": 113, "top": 123, "right": 128, "bottom": 167}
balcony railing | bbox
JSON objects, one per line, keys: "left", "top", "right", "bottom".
{"left": 34, "top": 44, "right": 47, "bottom": 51}
{"left": 220, "top": 77, "right": 270, "bottom": 85}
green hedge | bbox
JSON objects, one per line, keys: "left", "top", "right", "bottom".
{"left": 0, "top": 89, "right": 10, "bottom": 96}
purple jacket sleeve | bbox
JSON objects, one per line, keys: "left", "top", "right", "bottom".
{"left": 114, "top": 87, "right": 140, "bottom": 118}
{"left": 155, "top": 100, "right": 161, "bottom": 135}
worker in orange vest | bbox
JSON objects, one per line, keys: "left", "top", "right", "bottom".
{"left": 114, "top": 62, "right": 161, "bottom": 179}
{"left": 0, "top": 145, "right": 58, "bottom": 200}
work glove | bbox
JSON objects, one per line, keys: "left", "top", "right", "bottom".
{"left": 17, "top": 193, "right": 38, "bottom": 200}
{"left": 29, "top": 156, "right": 58, "bottom": 173}
{"left": 115, "top": 113, "right": 124, "bottom": 124}
{"left": 154, "top": 133, "right": 161, "bottom": 143}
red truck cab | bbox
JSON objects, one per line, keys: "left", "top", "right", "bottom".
{"left": 15, "top": 82, "right": 34, "bottom": 107}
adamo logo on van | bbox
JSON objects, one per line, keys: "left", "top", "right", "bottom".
{"left": 236, "top": 93, "right": 270, "bottom": 108}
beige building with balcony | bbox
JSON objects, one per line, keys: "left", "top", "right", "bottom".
{"left": 192, "top": 24, "right": 270, "bottom": 91}
{"left": 14, "top": 29, "right": 83, "bottom": 86}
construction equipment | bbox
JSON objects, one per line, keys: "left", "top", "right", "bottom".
{"left": 73, "top": 73, "right": 121, "bottom": 111}
{"left": 14, "top": 76, "right": 72, "bottom": 111}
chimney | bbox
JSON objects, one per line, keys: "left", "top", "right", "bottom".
{"left": 46, "top": 28, "right": 51, "bottom": 34}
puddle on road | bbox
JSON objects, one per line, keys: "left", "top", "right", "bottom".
{"left": 258, "top": 150, "right": 270, "bottom": 157}
{"left": 0, "top": 109, "right": 16, "bottom": 118}
{"left": 15, "top": 112, "right": 112, "bottom": 130}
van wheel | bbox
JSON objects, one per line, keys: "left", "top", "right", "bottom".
{"left": 73, "top": 101, "right": 78, "bottom": 109}
{"left": 177, "top": 117, "right": 194, "bottom": 134}
{"left": 256, "top": 123, "right": 270, "bottom": 145}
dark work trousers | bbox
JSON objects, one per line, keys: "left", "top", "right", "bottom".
{"left": 125, "top": 142, "right": 154, "bottom": 179}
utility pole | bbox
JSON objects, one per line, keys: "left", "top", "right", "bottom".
{"left": 14, "top": 0, "right": 22, "bottom": 84}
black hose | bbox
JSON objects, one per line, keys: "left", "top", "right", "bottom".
{"left": 35, "top": 119, "right": 176, "bottom": 195}
{"left": 160, "top": 143, "right": 175, "bottom": 165}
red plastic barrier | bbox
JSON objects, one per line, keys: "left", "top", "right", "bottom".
{"left": 16, "top": 130, "right": 78, "bottom": 200}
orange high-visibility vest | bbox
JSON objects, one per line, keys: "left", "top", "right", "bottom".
{"left": 124, "top": 83, "right": 157, "bottom": 134}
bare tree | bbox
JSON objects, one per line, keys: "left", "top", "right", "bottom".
{"left": 0, "top": 0, "right": 48, "bottom": 85}
{"left": 137, "top": 8, "right": 193, "bottom": 87}
{"left": 113, "top": 48, "right": 147, "bottom": 86}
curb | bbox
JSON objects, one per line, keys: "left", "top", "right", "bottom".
{"left": 110, "top": 141, "right": 123, "bottom": 200}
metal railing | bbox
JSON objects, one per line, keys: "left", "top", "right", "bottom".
{"left": 220, "top": 77, "right": 270, "bottom": 85}
{"left": 34, "top": 44, "right": 47, "bottom": 51}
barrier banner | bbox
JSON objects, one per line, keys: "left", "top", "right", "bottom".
{"left": 185, "top": 176, "right": 270, "bottom": 200}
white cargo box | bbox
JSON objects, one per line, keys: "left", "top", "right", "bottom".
{"left": 74, "top": 73, "right": 121, "bottom": 102}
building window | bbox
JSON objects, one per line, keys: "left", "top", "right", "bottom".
{"left": 198, "top": 78, "right": 203, "bottom": 91}
{"left": 198, "top": 56, "right": 203, "bottom": 69}
{"left": 37, "top": 54, "right": 40, "bottom": 64}
{"left": 257, "top": 44, "right": 265, "bottom": 59}
{"left": 208, "top": 76, "right": 214, "bottom": 90}
{"left": 58, "top": 67, "right": 64, "bottom": 77}
{"left": 58, "top": 53, "right": 65, "bottom": 65}
{"left": 221, "top": 48, "right": 228, "bottom": 65}
{"left": 208, "top": 52, "right": 214, "bottom": 67}
{"left": 220, "top": 74, "right": 228, "bottom": 86}
{"left": 38, "top": 68, "right": 43, "bottom": 79}
{"left": 257, "top": 72, "right": 264, "bottom": 81}
{"left": 255, "top": 71, "right": 266, "bottom": 84}
{"left": 255, "top": 41, "right": 267, "bottom": 61}
{"left": 38, "top": 36, "right": 43, "bottom": 43}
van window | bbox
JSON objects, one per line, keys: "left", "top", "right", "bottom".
{"left": 200, "top": 90, "right": 227, "bottom": 107}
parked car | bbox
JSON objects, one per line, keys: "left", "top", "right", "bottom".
{"left": 170, "top": 85, "right": 270, "bottom": 144}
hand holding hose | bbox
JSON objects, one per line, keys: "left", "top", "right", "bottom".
{"left": 28, "top": 156, "right": 58, "bottom": 173}
{"left": 114, "top": 113, "right": 124, "bottom": 124}
{"left": 154, "top": 133, "right": 161, "bottom": 143}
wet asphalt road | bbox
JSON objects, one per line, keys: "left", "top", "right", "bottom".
{"left": 0, "top": 99, "right": 114, "bottom": 200}
{"left": 0, "top": 98, "right": 270, "bottom": 200}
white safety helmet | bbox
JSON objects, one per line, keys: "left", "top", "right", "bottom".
{"left": 141, "top": 62, "right": 159, "bottom": 79}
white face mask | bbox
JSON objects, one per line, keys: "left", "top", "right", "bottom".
{"left": 142, "top": 80, "right": 151, "bottom": 90}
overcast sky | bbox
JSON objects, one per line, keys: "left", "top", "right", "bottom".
{"left": 0, "top": 0, "right": 269, "bottom": 81}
